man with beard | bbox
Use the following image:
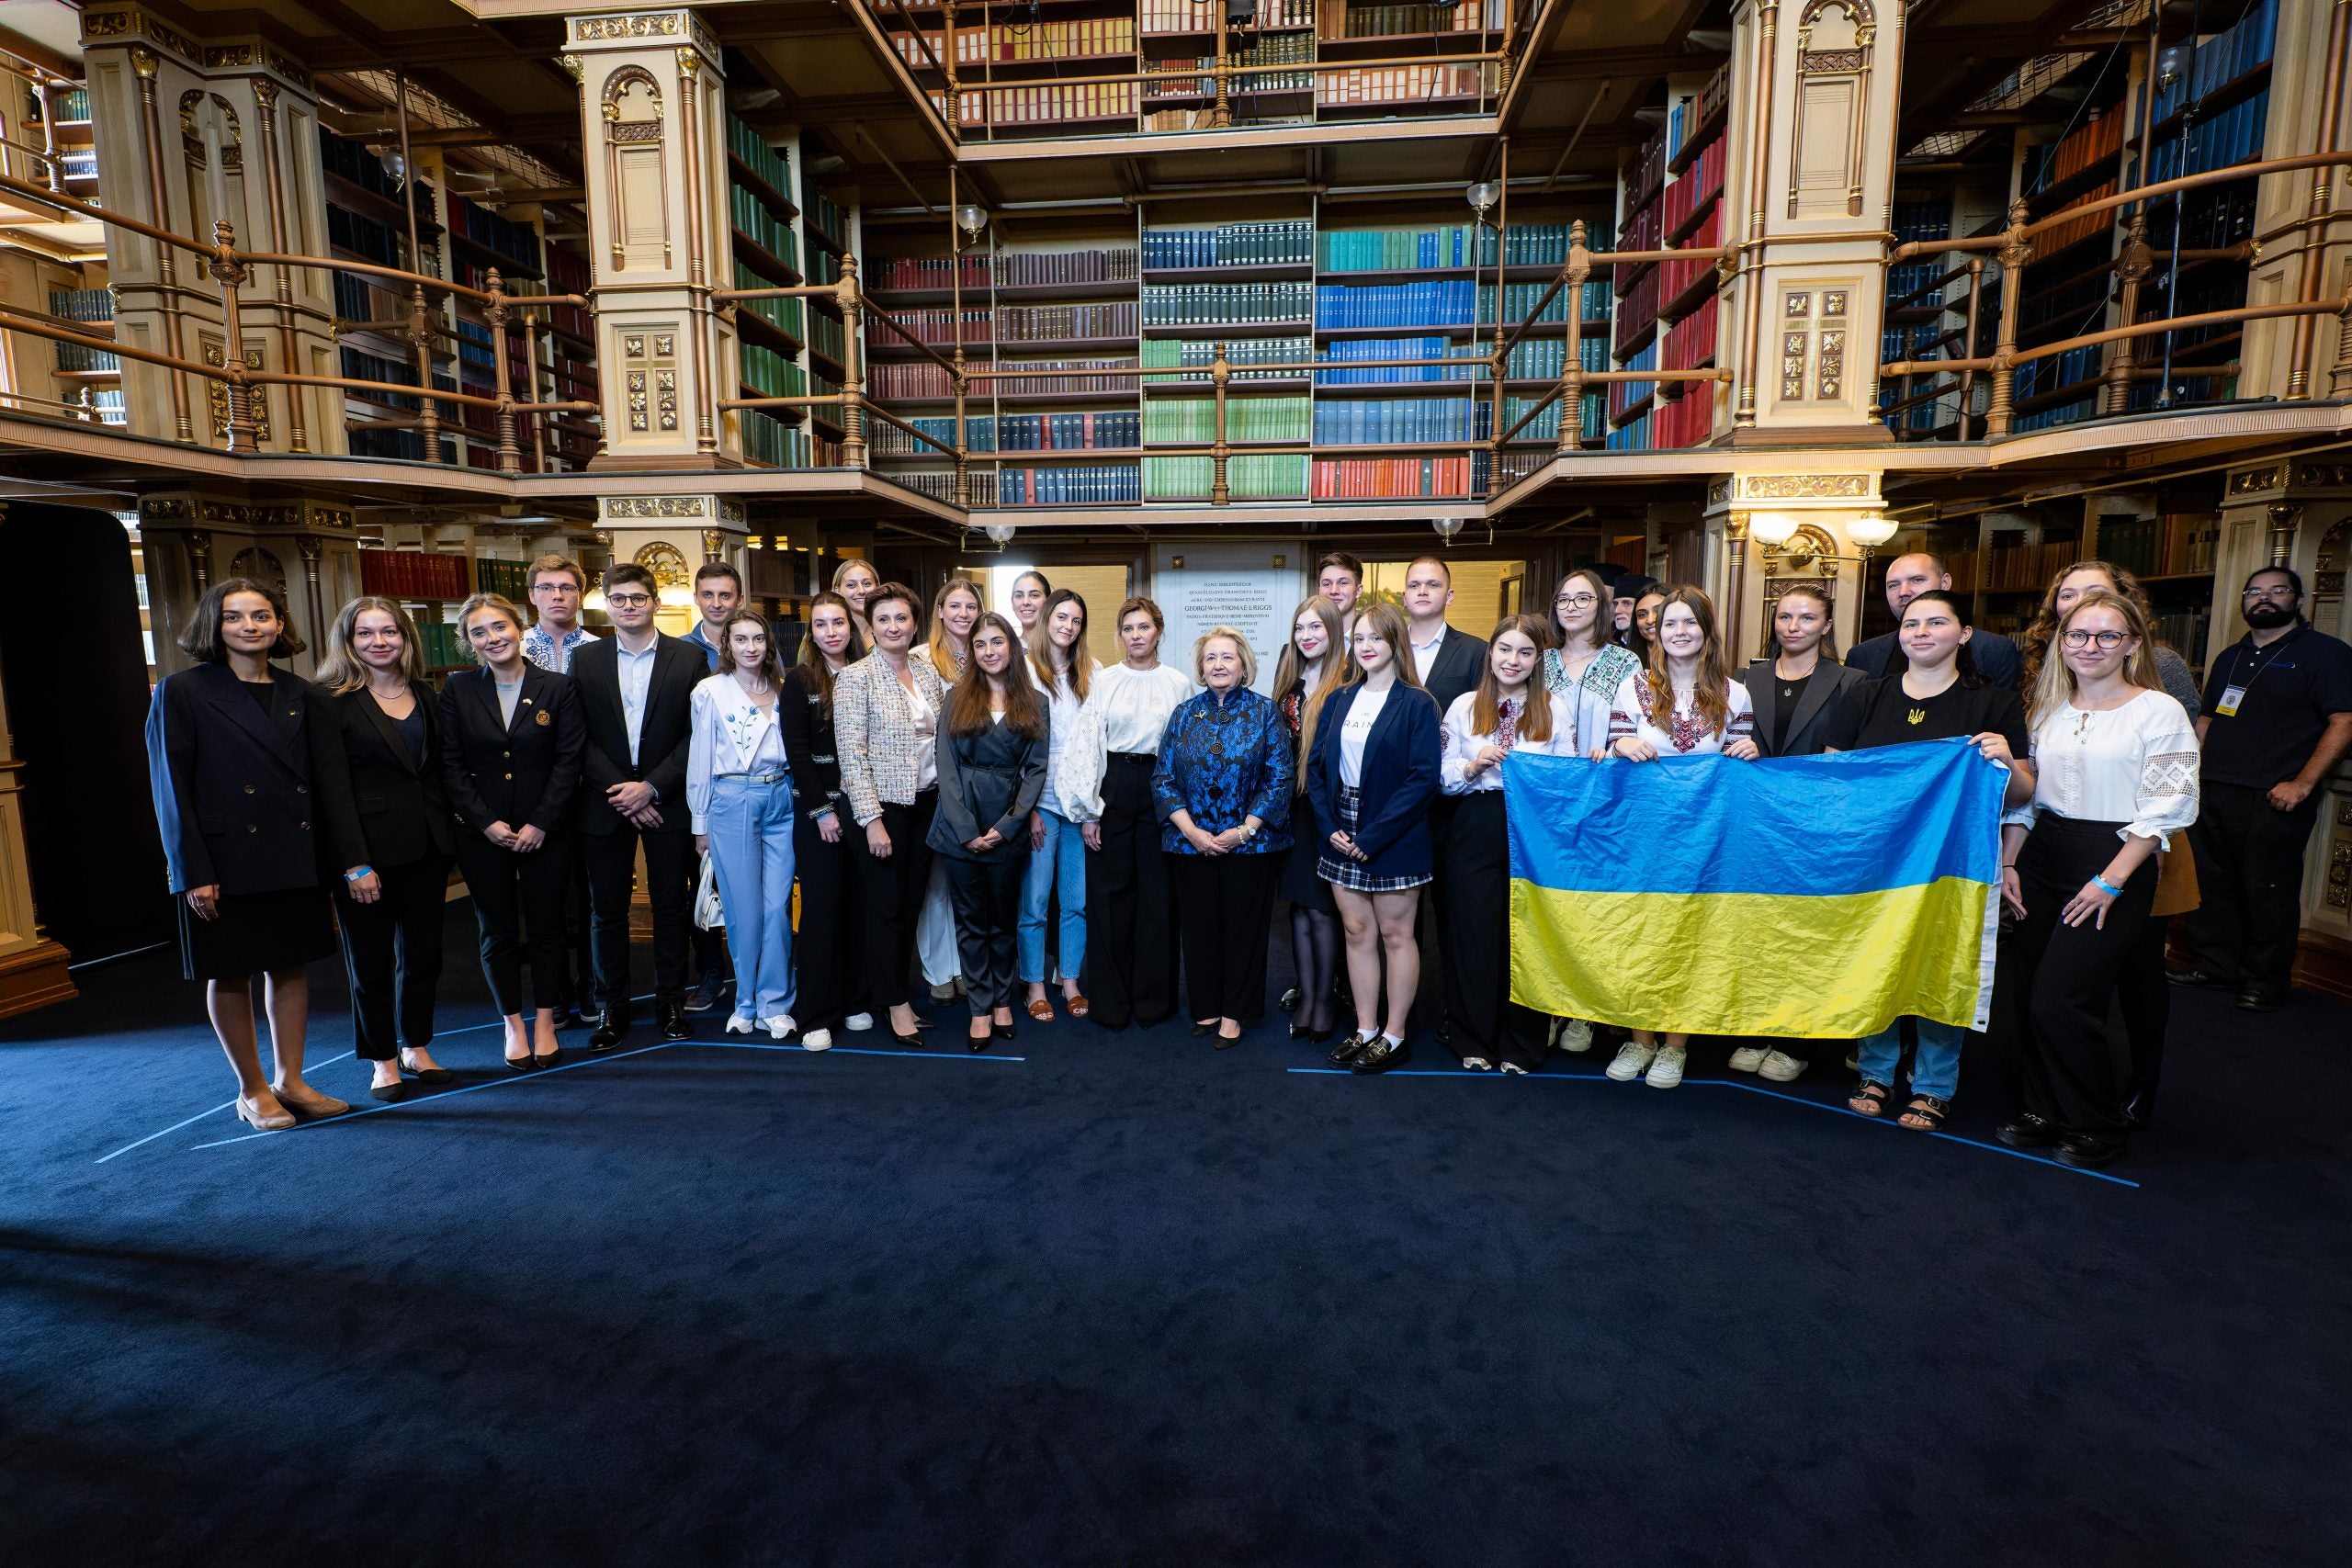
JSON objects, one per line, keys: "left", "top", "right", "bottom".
{"left": 2176, "top": 567, "right": 2352, "bottom": 1010}
{"left": 1846, "top": 551, "right": 2022, "bottom": 689}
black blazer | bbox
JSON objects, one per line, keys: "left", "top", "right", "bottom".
{"left": 779, "top": 664, "right": 846, "bottom": 822}
{"left": 927, "top": 715, "right": 1048, "bottom": 863}
{"left": 568, "top": 633, "right": 704, "bottom": 835}
{"left": 311, "top": 682, "right": 455, "bottom": 871}
{"left": 1419, "top": 626, "right": 1488, "bottom": 718}
{"left": 144, "top": 662, "right": 326, "bottom": 896}
{"left": 437, "top": 663, "right": 586, "bottom": 838}
{"left": 1739, "top": 658, "right": 1871, "bottom": 758}
{"left": 1306, "top": 682, "right": 1442, "bottom": 880}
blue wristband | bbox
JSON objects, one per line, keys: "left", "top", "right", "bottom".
{"left": 345, "top": 865, "right": 374, "bottom": 882}
{"left": 2091, "top": 874, "right": 2123, "bottom": 897}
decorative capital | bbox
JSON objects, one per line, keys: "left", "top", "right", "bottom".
{"left": 130, "top": 46, "right": 159, "bottom": 80}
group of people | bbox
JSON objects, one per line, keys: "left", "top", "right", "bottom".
{"left": 145, "top": 540, "right": 2349, "bottom": 1171}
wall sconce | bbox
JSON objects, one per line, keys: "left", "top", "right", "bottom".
{"left": 1751, "top": 511, "right": 1896, "bottom": 572}
{"left": 1747, "top": 511, "right": 1801, "bottom": 547}
{"left": 956, "top": 203, "right": 988, "bottom": 240}
{"left": 983, "top": 522, "right": 1017, "bottom": 549}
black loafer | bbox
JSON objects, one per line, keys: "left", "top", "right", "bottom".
{"left": 1328, "top": 1032, "right": 1371, "bottom": 1068}
{"left": 2235, "top": 988, "right": 2282, "bottom": 1012}
{"left": 2165, "top": 966, "right": 2235, "bottom": 988}
{"left": 660, "top": 1002, "right": 694, "bottom": 1041}
{"left": 1996, "top": 1113, "right": 2057, "bottom": 1149}
{"left": 1351, "top": 1036, "right": 1410, "bottom": 1075}
{"left": 588, "top": 1018, "right": 629, "bottom": 1054}
{"left": 2055, "top": 1134, "right": 2124, "bottom": 1169}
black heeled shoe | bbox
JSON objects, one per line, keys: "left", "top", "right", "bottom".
{"left": 1191, "top": 1020, "right": 1216, "bottom": 1037}
{"left": 897, "top": 1028, "right": 929, "bottom": 1050}
{"left": 503, "top": 1052, "right": 535, "bottom": 1074}
{"left": 400, "top": 1050, "right": 455, "bottom": 1085}
{"left": 992, "top": 1020, "right": 1017, "bottom": 1041}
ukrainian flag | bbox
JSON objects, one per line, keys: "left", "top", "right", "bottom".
{"left": 1504, "top": 740, "right": 2004, "bottom": 1039}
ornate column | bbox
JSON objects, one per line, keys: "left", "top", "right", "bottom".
{"left": 1722, "top": 0, "right": 1908, "bottom": 444}
{"left": 563, "top": 11, "right": 737, "bottom": 470}
{"left": 138, "top": 491, "right": 357, "bottom": 676}
{"left": 596, "top": 495, "right": 749, "bottom": 626}
{"left": 1702, "top": 469, "right": 1888, "bottom": 657}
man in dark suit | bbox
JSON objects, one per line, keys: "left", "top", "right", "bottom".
{"left": 1400, "top": 555, "right": 1487, "bottom": 1040}
{"left": 571, "top": 563, "right": 707, "bottom": 1048}
{"left": 1847, "top": 551, "right": 2023, "bottom": 690}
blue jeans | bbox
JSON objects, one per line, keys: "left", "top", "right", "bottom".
{"left": 706, "top": 774, "right": 796, "bottom": 1021}
{"left": 1018, "top": 807, "right": 1087, "bottom": 985}
{"left": 1857, "top": 1015, "right": 1963, "bottom": 1102}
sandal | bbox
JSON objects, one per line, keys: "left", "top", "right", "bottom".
{"left": 1898, "top": 1094, "right": 1950, "bottom": 1132}
{"left": 1065, "top": 994, "right": 1090, "bottom": 1019}
{"left": 1025, "top": 998, "right": 1056, "bottom": 1022}
{"left": 1848, "top": 1079, "right": 1893, "bottom": 1116}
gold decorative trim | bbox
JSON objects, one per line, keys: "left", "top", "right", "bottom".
{"left": 2228, "top": 464, "right": 2288, "bottom": 496}
{"left": 83, "top": 8, "right": 201, "bottom": 64}
{"left": 1736, "top": 473, "right": 1874, "bottom": 500}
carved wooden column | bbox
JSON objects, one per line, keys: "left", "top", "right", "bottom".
{"left": 564, "top": 11, "right": 737, "bottom": 470}
{"left": 0, "top": 531, "right": 76, "bottom": 1018}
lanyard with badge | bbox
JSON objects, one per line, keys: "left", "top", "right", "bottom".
{"left": 2215, "top": 631, "right": 2294, "bottom": 718}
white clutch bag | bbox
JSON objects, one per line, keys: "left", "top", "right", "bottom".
{"left": 694, "top": 850, "right": 725, "bottom": 931}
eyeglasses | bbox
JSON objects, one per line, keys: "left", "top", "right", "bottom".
{"left": 1554, "top": 592, "right": 1598, "bottom": 609}
{"left": 2061, "top": 629, "right": 2130, "bottom": 649}
{"left": 606, "top": 592, "right": 654, "bottom": 607}
{"left": 2243, "top": 584, "right": 2299, "bottom": 601}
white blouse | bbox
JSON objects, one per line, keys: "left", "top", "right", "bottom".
{"left": 905, "top": 679, "right": 939, "bottom": 792}
{"left": 1339, "top": 684, "right": 1391, "bottom": 787}
{"left": 2007, "top": 689, "right": 2200, "bottom": 848}
{"left": 1040, "top": 660, "right": 1101, "bottom": 821}
{"left": 1441, "top": 690, "right": 1582, "bottom": 794}
{"left": 1092, "top": 661, "right": 1197, "bottom": 754}
{"left": 1606, "top": 672, "right": 1757, "bottom": 757}
{"left": 685, "top": 673, "right": 788, "bottom": 835}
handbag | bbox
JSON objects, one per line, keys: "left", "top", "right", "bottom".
{"left": 694, "top": 850, "right": 725, "bottom": 931}
{"left": 2149, "top": 835, "right": 2200, "bottom": 919}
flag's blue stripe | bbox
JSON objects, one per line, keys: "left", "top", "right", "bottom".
{"left": 1504, "top": 739, "right": 2004, "bottom": 897}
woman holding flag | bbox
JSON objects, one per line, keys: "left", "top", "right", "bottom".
{"left": 1601, "top": 587, "right": 1757, "bottom": 1089}
{"left": 1825, "top": 590, "right": 2031, "bottom": 1124}
{"left": 1996, "top": 591, "right": 2199, "bottom": 1169}
{"left": 1440, "top": 615, "right": 1582, "bottom": 1074}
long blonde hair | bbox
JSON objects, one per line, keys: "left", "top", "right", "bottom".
{"left": 314, "top": 595, "right": 424, "bottom": 693}
{"left": 926, "top": 576, "right": 984, "bottom": 678}
{"left": 1023, "top": 588, "right": 1091, "bottom": 703}
{"left": 1273, "top": 594, "right": 1349, "bottom": 793}
{"left": 2026, "top": 589, "right": 2164, "bottom": 728}
{"left": 1642, "top": 586, "right": 1735, "bottom": 739}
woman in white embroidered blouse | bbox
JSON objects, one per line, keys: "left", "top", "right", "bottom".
{"left": 686, "top": 612, "right": 797, "bottom": 1040}
{"left": 1020, "top": 589, "right": 1102, "bottom": 1022}
{"left": 1995, "top": 590, "right": 2199, "bottom": 1170}
{"left": 1439, "top": 616, "right": 1579, "bottom": 1074}
{"left": 1543, "top": 567, "right": 1640, "bottom": 766}
{"left": 1601, "top": 587, "right": 1758, "bottom": 1090}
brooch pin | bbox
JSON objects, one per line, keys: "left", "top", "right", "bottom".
{"left": 535, "top": 709, "right": 552, "bottom": 726}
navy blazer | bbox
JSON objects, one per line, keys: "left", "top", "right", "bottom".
{"left": 144, "top": 662, "right": 327, "bottom": 896}
{"left": 311, "top": 682, "right": 455, "bottom": 872}
{"left": 569, "top": 632, "right": 704, "bottom": 835}
{"left": 1849, "top": 627, "right": 2022, "bottom": 691}
{"left": 1306, "top": 681, "right": 1442, "bottom": 880}
{"left": 437, "top": 663, "right": 586, "bottom": 838}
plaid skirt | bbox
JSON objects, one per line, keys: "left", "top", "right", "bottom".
{"left": 1317, "top": 784, "right": 1431, "bottom": 894}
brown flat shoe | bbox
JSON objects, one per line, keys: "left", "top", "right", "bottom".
{"left": 1065, "top": 995, "right": 1090, "bottom": 1019}
{"left": 1026, "top": 998, "right": 1056, "bottom": 1022}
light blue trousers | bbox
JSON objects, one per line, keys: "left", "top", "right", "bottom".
{"left": 706, "top": 775, "right": 796, "bottom": 1021}
{"left": 1857, "top": 1015, "right": 1963, "bottom": 1102}
{"left": 1018, "top": 807, "right": 1087, "bottom": 985}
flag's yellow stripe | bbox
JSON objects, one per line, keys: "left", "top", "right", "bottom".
{"left": 1509, "top": 876, "right": 1994, "bottom": 1040}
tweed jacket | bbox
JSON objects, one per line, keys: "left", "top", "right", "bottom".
{"left": 833, "top": 649, "right": 951, "bottom": 826}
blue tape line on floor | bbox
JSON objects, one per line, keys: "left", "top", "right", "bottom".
{"left": 1286, "top": 1065, "right": 2143, "bottom": 1189}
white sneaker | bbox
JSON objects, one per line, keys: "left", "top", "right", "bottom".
{"left": 761, "top": 1014, "right": 796, "bottom": 1041}
{"left": 1555, "top": 1018, "right": 1594, "bottom": 1054}
{"left": 1606, "top": 1041, "right": 1656, "bottom": 1081}
{"left": 1726, "top": 1044, "right": 1769, "bottom": 1073}
{"left": 1758, "top": 1050, "right": 1807, "bottom": 1082}
{"left": 1462, "top": 1056, "right": 1492, "bottom": 1072}
{"left": 1645, "top": 1044, "right": 1687, "bottom": 1089}
{"left": 1499, "top": 1062, "right": 1528, "bottom": 1076}
{"left": 800, "top": 1027, "right": 832, "bottom": 1052}
{"left": 724, "top": 1015, "right": 755, "bottom": 1036}
{"left": 844, "top": 1013, "right": 875, "bottom": 1032}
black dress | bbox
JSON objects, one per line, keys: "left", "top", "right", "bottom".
{"left": 1276, "top": 681, "right": 1335, "bottom": 913}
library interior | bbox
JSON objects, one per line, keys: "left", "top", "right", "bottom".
{"left": 1, "top": 0, "right": 2351, "bottom": 1557}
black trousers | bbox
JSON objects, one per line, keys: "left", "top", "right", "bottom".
{"left": 332, "top": 852, "right": 448, "bottom": 1060}
{"left": 1415, "top": 798, "right": 1456, "bottom": 1025}
{"left": 1438, "top": 792, "right": 1549, "bottom": 1070}
{"left": 560, "top": 844, "right": 594, "bottom": 1012}
{"left": 1170, "top": 852, "right": 1278, "bottom": 1025}
{"left": 2184, "top": 780, "right": 2318, "bottom": 996}
{"left": 945, "top": 849, "right": 1028, "bottom": 1015}
{"left": 2008, "top": 815, "right": 2157, "bottom": 1138}
{"left": 582, "top": 824, "right": 695, "bottom": 1015}
{"left": 2118, "top": 915, "right": 2170, "bottom": 1105}
{"left": 455, "top": 831, "right": 575, "bottom": 1017}
{"left": 793, "top": 811, "right": 858, "bottom": 1032}
{"left": 1087, "top": 754, "right": 1176, "bottom": 1030}
{"left": 856, "top": 790, "right": 936, "bottom": 1013}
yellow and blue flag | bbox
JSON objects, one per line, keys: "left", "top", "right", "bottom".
{"left": 1505, "top": 740, "right": 2005, "bottom": 1039}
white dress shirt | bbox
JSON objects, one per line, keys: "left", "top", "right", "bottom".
{"left": 1041, "top": 660, "right": 1101, "bottom": 820}
{"left": 1092, "top": 662, "right": 1197, "bottom": 754}
{"left": 1410, "top": 626, "right": 1448, "bottom": 682}
{"left": 2007, "top": 689, "right": 2200, "bottom": 847}
{"left": 1339, "top": 684, "right": 1391, "bottom": 787}
{"left": 1440, "top": 689, "right": 1582, "bottom": 793}
{"left": 615, "top": 632, "right": 658, "bottom": 765}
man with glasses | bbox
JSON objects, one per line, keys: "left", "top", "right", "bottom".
{"left": 522, "top": 554, "right": 600, "bottom": 673}
{"left": 2175, "top": 567, "right": 2352, "bottom": 1011}
{"left": 571, "top": 564, "right": 709, "bottom": 1047}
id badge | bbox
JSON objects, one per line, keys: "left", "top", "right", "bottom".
{"left": 2215, "top": 684, "right": 2246, "bottom": 717}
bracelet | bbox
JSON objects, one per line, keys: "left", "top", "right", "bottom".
{"left": 2091, "top": 874, "right": 2123, "bottom": 897}
{"left": 2000, "top": 861, "right": 2018, "bottom": 869}
{"left": 345, "top": 865, "right": 374, "bottom": 882}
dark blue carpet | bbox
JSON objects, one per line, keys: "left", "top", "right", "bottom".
{"left": 3, "top": 904, "right": 2347, "bottom": 1565}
